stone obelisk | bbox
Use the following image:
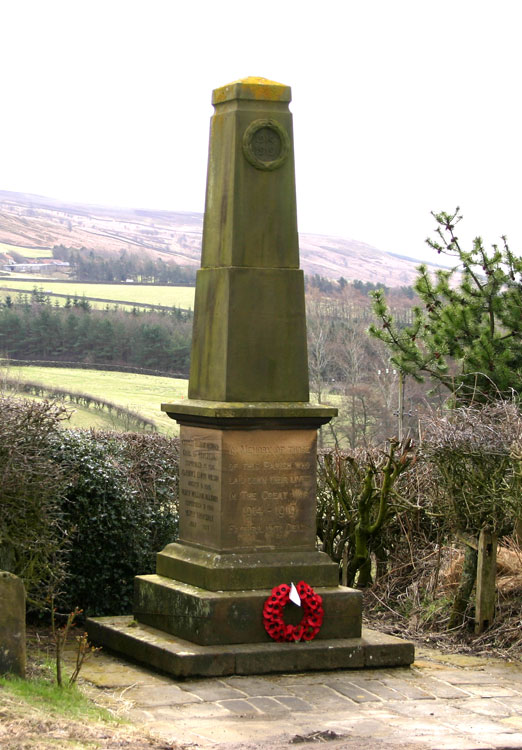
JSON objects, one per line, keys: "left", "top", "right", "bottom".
{"left": 156, "top": 76, "right": 340, "bottom": 596}
{"left": 87, "top": 78, "right": 413, "bottom": 676}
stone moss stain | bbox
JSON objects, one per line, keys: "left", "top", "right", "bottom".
{"left": 212, "top": 77, "right": 291, "bottom": 104}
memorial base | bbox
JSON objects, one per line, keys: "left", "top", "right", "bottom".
{"left": 86, "top": 616, "right": 415, "bottom": 678}
{"left": 86, "top": 403, "right": 414, "bottom": 676}
{"left": 133, "top": 576, "right": 362, "bottom": 645}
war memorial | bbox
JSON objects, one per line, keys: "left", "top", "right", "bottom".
{"left": 87, "top": 77, "right": 414, "bottom": 676}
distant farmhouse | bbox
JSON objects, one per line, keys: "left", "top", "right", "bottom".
{"left": 1, "top": 260, "right": 70, "bottom": 272}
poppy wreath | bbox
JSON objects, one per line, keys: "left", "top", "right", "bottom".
{"left": 262, "top": 581, "right": 324, "bottom": 642}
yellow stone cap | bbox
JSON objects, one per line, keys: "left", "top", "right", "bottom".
{"left": 212, "top": 76, "right": 291, "bottom": 105}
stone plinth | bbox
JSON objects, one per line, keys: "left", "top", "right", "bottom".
{"left": 134, "top": 577, "right": 362, "bottom": 645}
{"left": 0, "top": 571, "right": 26, "bottom": 677}
{"left": 156, "top": 546, "right": 338, "bottom": 591}
{"left": 154, "top": 407, "right": 339, "bottom": 593}
{"left": 177, "top": 425, "right": 317, "bottom": 552}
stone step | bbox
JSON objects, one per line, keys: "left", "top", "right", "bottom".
{"left": 86, "top": 616, "right": 414, "bottom": 678}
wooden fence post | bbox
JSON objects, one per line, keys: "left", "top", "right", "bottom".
{"left": 475, "top": 528, "right": 497, "bottom": 634}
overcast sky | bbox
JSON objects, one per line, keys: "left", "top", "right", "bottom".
{"left": 2, "top": 0, "right": 521, "bottom": 265}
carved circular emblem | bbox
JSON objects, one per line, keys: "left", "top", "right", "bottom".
{"left": 242, "top": 119, "right": 290, "bottom": 171}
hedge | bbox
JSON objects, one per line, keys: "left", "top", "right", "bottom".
{"left": 0, "top": 396, "right": 180, "bottom": 616}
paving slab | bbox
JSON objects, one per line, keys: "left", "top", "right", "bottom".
{"left": 379, "top": 676, "right": 436, "bottom": 700}
{"left": 246, "top": 696, "right": 290, "bottom": 714}
{"left": 493, "top": 695, "right": 522, "bottom": 709}
{"left": 385, "top": 699, "right": 466, "bottom": 720}
{"left": 223, "top": 676, "right": 295, "bottom": 696}
{"left": 433, "top": 670, "right": 508, "bottom": 685}
{"left": 463, "top": 684, "right": 519, "bottom": 698}
{"left": 426, "top": 739, "right": 495, "bottom": 750}
{"left": 273, "top": 695, "right": 312, "bottom": 712}
{"left": 179, "top": 680, "right": 248, "bottom": 701}
{"left": 342, "top": 677, "right": 402, "bottom": 701}
{"left": 503, "top": 717, "right": 522, "bottom": 730}
{"left": 413, "top": 676, "right": 472, "bottom": 699}
{"left": 281, "top": 684, "right": 356, "bottom": 711}
{"left": 327, "top": 679, "right": 385, "bottom": 703}
{"left": 66, "top": 642, "right": 522, "bottom": 749}
{"left": 462, "top": 734, "right": 522, "bottom": 749}
{"left": 218, "top": 698, "right": 265, "bottom": 715}
{"left": 153, "top": 702, "right": 232, "bottom": 720}
{"left": 122, "top": 683, "right": 203, "bottom": 706}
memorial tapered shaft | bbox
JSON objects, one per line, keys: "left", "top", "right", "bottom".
{"left": 188, "top": 77, "right": 309, "bottom": 403}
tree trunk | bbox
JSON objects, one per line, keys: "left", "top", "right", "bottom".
{"left": 345, "top": 526, "right": 370, "bottom": 588}
{"left": 373, "top": 543, "right": 388, "bottom": 582}
{"left": 357, "top": 557, "right": 373, "bottom": 588}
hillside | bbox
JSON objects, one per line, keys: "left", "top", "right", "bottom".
{"left": 0, "top": 190, "right": 439, "bottom": 286}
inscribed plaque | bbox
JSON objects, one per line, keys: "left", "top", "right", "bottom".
{"left": 178, "top": 426, "right": 317, "bottom": 552}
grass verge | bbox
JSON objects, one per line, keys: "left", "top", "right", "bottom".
{"left": 0, "top": 673, "right": 115, "bottom": 724}
{"left": 0, "top": 630, "right": 177, "bottom": 750}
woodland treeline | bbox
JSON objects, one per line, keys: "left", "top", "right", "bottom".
{"left": 52, "top": 245, "right": 197, "bottom": 284}
{"left": 0, "top": 281, "right": 420, "bottom": 433}
{"left": 0, "top": 291, "right": 192, "bottom": 374}
{"left": 305, "top": 273, "right": 415, "bottom": 299}
{"left": 306, "top": 285, "right": 429, "bottom": 449}
{"left": 50, "top": 241, "right": 419, "bottom": 291}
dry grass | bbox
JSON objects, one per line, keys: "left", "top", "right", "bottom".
{"left": 430, "top": 545, "right": 522, "bottom": 595}
{"left": 363, "top": 537, "right": 522, "bottom": 661}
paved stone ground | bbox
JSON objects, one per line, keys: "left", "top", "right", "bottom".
{"left": 71, "top": 646, "right": 522, "bottom": 750}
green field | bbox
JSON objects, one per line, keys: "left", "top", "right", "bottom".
{"left": 0, "top": 242, "right": 53, "bottom": 258}
{"left": 0, "top": 280, "right": 195, "bottom": 309}
{"left": 7, "top": 366, "right": 188, "bottom": 434}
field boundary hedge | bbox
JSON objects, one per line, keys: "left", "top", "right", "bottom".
{"left": 1, "top": 358, "right": 187, "bottom": 378}
{"left": 2, "top": 376, "right": 157, "bottom": 432}
{"left": 0, "top": 396, "right": 180, "bottom": 616}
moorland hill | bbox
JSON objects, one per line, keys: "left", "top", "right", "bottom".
{"left": 0, "top": 190, "right": 440, "bottom": 286}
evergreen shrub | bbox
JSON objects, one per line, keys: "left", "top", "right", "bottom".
{"left": 0, "top": 396, "right": 180, "bottom": 617}
{"left": 53, "top": 430, "right": 179, "bottom": 616}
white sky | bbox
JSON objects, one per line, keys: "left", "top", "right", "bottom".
{"left": 1, "top": 0, "right": 521, "bottom": 265}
